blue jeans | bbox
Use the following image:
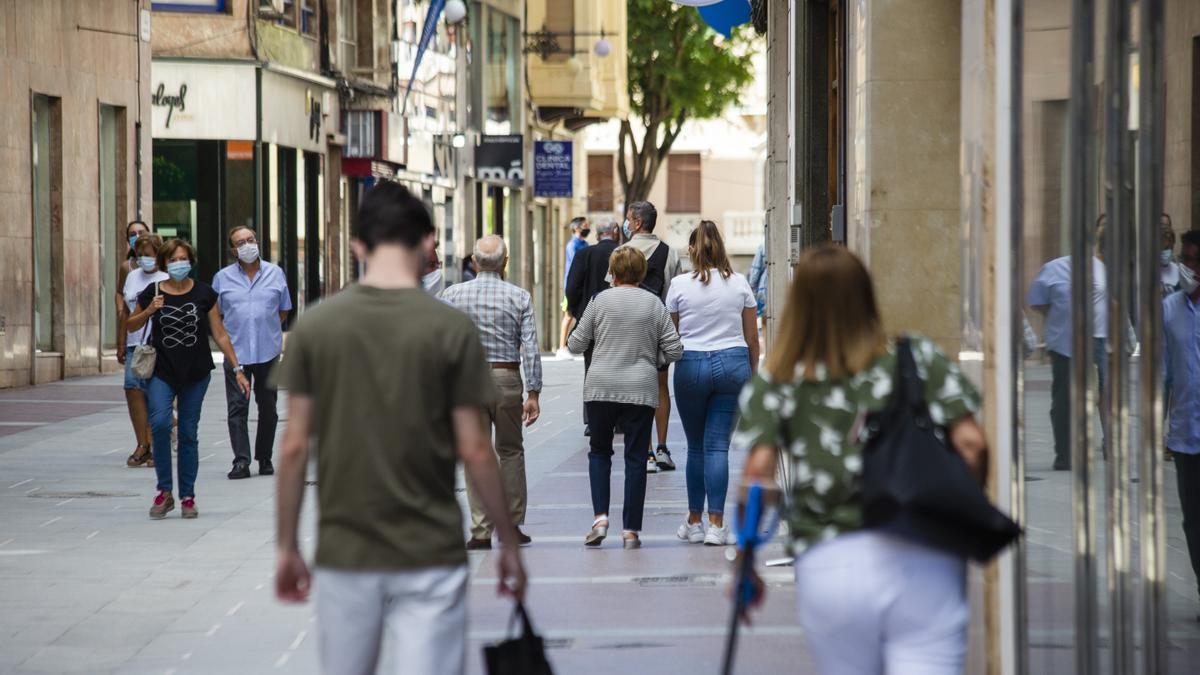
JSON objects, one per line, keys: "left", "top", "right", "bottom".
{"left": 674, "top": 347, "right": 752, "bottom": 516}
{"left": 146, "top": 374, "right": 210, "bottom": 499}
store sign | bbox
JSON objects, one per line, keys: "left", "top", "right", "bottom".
{"left": 534, "top": 140, "right": 573, "bottom": 197}
{"left": 261, "top": 70, "right": 332, "bottom": 154}
{"left": 477, "top": 135, "right": 524, "bottom": 183}
{"left": 151, "top": 61, "right": 256, "bottom": 141}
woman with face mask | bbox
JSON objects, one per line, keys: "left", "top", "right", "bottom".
{"left": 1161, "top": 217, "right": 1181, "bottom": 297}
{"left": 127, "top": 239, "right": 250, "bottom": 520}
{"left": 119, "top": 234, "right": 168, "bottom": 466}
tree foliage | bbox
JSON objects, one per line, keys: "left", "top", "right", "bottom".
{"left": 619, "top": 0, "right": 756, "bottom": 207}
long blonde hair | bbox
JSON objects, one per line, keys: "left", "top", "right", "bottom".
{"left": 688, "top": 220, "right": 733, "bottom": 284}
{"left": 767, "top": 245, "right": 887, "bottom": 382}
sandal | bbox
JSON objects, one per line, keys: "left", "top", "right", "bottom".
{"left": 126, "top": 444, "right": 152, "bottom": 467}
{"left": 585, "top": 516, "right": 609, "bottom": 547}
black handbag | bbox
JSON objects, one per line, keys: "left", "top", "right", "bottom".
{"left": 483, "top": 602, "right": 554, "bottom": 675}
{"left": 861, "top": 338, "right": 1021, "bottom": 562}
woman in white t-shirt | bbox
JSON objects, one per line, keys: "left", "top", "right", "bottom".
{"left": 665, "top": 220, "right": 760, "bottom": 546}
{"left": 119, "top": 233, "right": 168, "bottom": 467}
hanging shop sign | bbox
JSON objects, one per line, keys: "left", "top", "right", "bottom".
{"left": 533, "top": 140, "right": 573, "bottom": 198}
{"left": 151, "top": 61, "right": 256, "bottom": 141}
{"left": 477, "top": 135, "right": 524, "bottom": 184}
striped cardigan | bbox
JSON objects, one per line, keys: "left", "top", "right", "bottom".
{"left": 567, "top": 287, "right": 684, "bottom": 408}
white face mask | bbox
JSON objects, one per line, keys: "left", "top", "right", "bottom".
{"left": 1161, "top": 248, "right": 1174, "bottom": 266}
{"left": 237, "top": 243, "right": 260, "bottom": 264}
{"left": 422, "top": 268, "right": 444, "bottom": 294}
{"left": 137, "top": 256, "right": 157, "bottom": 273}
{"left": 1180, "top": 264, "right": 1199, "bottom": 294}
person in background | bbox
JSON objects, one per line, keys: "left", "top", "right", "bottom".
{"left": 615, "top": 201, "right": 683, "bottom": 473}
{"left": 422, "top": 239, "right": 445, "bottom": 294}
{"left": 118, "top": 232, "right": 167, "bottom": 468}
{"left": 569, "top": 247, "right": 683, "bottom": 549}
{"left": 1162, "top": 215, "right": 1180, "bottom": 296}
{"left": 213, "top": 227, "right": 292, "bottom": 480}
{"left": 461, "top": 254, "right": 478, "bottom": 283}
{"left": 441, "top": 235, "right": 542, "bottom": 551}
{"left": 1026, "top": 220, "right": 1109, "bottom": 471}
{"left": 667, "top": 222, "right": 759, "bottom": 546}
{"left": 565, "top": 219, "right": 621, "bottom": 436}
{"left": 1164, "top": 229, "right": 1200, "bottom": 619}
{"left": 748, "top": 242, "right": 769, "bottom": 335}
{"left": 274, "top": 181, "right": 526, "bottom": 674}
{"left": 128, "top": 239, "right": 249, "bottom": 520}
{"left": 557, "top": 217, "right": 590, "bottom": 360}
{"left": 735, "top": 245, "right": 986, "bottom": 674}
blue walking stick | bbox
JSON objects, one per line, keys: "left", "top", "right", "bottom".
{"left": 722, "top": 482, "right": 782, "bottom": 675}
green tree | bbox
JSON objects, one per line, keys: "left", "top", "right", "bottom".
{"left": 619, "top": 0, "right": 756, "bottom": 207}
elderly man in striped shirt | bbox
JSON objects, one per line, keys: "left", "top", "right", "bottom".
{"left": 441, "top": 235, "right": 542, "bottom": 550}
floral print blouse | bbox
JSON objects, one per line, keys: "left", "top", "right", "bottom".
{"left": 733, "top": 335, "right": 981, "bottom": 555}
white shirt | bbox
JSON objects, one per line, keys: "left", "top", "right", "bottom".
{"left": 122, "top": 267, "right": 169, "bottom": 346}
{"left": 665, "top": 270, "right": 756, "bottom": 352}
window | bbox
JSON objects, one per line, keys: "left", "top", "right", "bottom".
{"left": 485, "top": 10, "right": 521, "bottom": 133}
{"left": 543, "top": 0, "right": 574, "bottom": 62}
{"left": 98, "top": 105, "right": 124, "bottom": 351}
{"left": 152, "top": 0, "right": 226, "bottom": 12}
{"left": 343, "top": 110, "right": 379, "bottom": 158}
{"left": 666, "top": 153, "right": 701, "bottom": 213}
{"left": 338, "top": 0, "right": 358, "bottom": 72}
{"left": 587, "top": 154, "right": 614, "bottom": 212}
{"left": 31, "top": 94, "right": 62, "bottom": 353}
{"left": 301, "top": 0, "right": 317, "bottom": 35}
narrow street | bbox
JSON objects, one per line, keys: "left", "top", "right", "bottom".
{"left": 0, "top": 358, "right": 805, "bottom": 674}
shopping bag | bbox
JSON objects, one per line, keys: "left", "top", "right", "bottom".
{"left": 483, "top": 601, "right": 553, "bottom": 675}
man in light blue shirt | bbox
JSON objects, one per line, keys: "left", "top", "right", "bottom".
{"left": 213, "top": 226, "right": 293, "bottom": 480}
{"left": 1164, "top": 229, "right": 1200, "bottom": 608}
{"left": 1026, "top": 224, "right": 1109, "bottom": 471}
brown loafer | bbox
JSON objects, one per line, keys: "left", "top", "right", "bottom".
{"left": 466, "top": 537, "right": 492, "bottom": 551}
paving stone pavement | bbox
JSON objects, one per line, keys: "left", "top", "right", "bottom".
{"left": 0, "top": 358, "right": 807, "bottom": 675}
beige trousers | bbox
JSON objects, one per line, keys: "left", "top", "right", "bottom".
{"left": 466, "top": 368, "right": 527, "bottom": 539}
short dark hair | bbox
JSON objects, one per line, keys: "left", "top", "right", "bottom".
{"left": 570, "top": 216, "right": 587, "bottom": 230}
{"left": 353, "top": 181, "right": 434, "bottom": 251}
{"left": 158, "top": 238, "right": 196, "bottom": 270}
{"left": 1181, "top": 229, "right": 1200, "bottom": 250}
{"left": 227, "top": 226, "right": 257, "bottom": 248}
{"left": 628, "top": 201, "right": 657, "bottom": 232}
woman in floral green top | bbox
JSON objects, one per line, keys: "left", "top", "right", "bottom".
{"left": 734, "top": 246, "right": 988, "bottom": 675}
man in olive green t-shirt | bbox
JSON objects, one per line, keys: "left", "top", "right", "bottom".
{"left": 273, "top": 181, "right": 527, "bottom": 675}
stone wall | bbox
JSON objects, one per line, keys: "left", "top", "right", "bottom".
{"left": 0, "top": 0, "right": 151, "bottom": 387}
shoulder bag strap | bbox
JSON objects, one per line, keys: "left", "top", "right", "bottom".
{"left": 894, "top": 336, "right": 930, "bottom": 419}
{"left": 142, "top": 281, "right": 159, "bottom": 343}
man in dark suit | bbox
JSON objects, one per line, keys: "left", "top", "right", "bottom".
{"left": 565, "top": 219, "right": 620, "bottom": 435}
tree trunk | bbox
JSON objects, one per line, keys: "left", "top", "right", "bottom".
{"left": 617, "top": 112, "right": 687, "bottom": 211}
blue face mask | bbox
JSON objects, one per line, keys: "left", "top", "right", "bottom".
{"left": 129, "top": 234, "right": 140, "bottom": 248}
{"left": 166, "top": 261, "right": 192, "bottom": 281}
{"left": 622, "top": 219, "right": 632, "bottom": 239}
{"left": 137, "top": 256, "right": 157, "bottom": 272}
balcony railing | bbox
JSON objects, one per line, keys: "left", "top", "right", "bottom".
{"left": 722, "top": 211, "right": 765, "bottom": 256}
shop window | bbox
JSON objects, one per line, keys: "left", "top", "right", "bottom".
{"left": 31, "top": 94, "right": 62, "bottom": 353}
{"left": 587, "top": 154, "right": 614, "bottom": 212}
{"left": 667, "top": 153, "right": 701, "bottom": 213}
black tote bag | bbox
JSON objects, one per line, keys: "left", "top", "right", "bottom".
{"left": 860, "top": 338, "right": 1021, "bottom": 562}
{"left": 483, "top": 602, "right": 554, "bottom": 675}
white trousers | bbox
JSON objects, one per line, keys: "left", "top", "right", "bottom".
{"left": 794, "top": 531, "right": 968, "bottom": 675}
{"left": 316, "top": 564, "right": 468, "bottom": 675}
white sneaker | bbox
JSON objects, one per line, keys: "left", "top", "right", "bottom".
{"left": 555, "top": 347, "right": 573, "bottom": 360}
{"left": 704, "top": 524, "right": 735, "bottom": 546}
{"left": 677, "top": 520, "right": 705, "bottom": 544}
{"left": 646, "top": 456, "right": 659, "bottom": 474}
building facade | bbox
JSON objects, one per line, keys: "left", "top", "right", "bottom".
{"left": 0, "top": 0, "right": 153, "bottom": 387}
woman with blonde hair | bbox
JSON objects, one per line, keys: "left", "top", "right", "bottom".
{"left": 734, "top": 245, "right": 987, "bottom": 674}
{"left": 568, "top": 246, "right": 683, "bottom": 549}
{"left": 666, "top": 220, "right": 759, "bottom": 546}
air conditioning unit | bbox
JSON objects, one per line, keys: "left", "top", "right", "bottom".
{"left": 259, "top": 0, "right": 286, "bottom": 16}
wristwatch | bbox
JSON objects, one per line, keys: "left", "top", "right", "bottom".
{"left": 232, "top": 365, "right": 245, "bottom": 374}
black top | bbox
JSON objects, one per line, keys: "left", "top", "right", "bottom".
{"left": 138, "top": 281, "right": 219, "bottom": 386}
{"left": 639, "top": 242, "right": 670, "bottom": 300}
{"left": 564, "top": 239, "right": 619, "bottom": 319}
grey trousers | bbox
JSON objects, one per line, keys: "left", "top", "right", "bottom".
{"left": 224, "top": 357, "right": 279, "bottom": 465}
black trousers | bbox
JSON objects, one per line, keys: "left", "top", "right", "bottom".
{"left": 224, "top": 357, "right": 279, "bottom": 465}
{"left": 1048, "top": 339, "right": 1109, "bottom": 468}
{"left": 1174, "top": 452, "right": 1200, "bottom": 598}
{"left": 585, "top": 401, "right": 655, "bottom": 532}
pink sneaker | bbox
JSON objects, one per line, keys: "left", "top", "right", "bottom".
{"left": 181, "top": 497, "right": 198, "bottom": 519}
{"left": 149, "top": 491, "right": 174, "bottom": 519}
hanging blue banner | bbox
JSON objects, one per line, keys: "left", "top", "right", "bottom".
{"left": 698, "top": 0, "right": 750, "bottom": 38}
{"left": 401, "top": 0, "right": 446, "bottom": 115}
{"left": 534, "top": 140, "right": 573, "bottom": 198}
